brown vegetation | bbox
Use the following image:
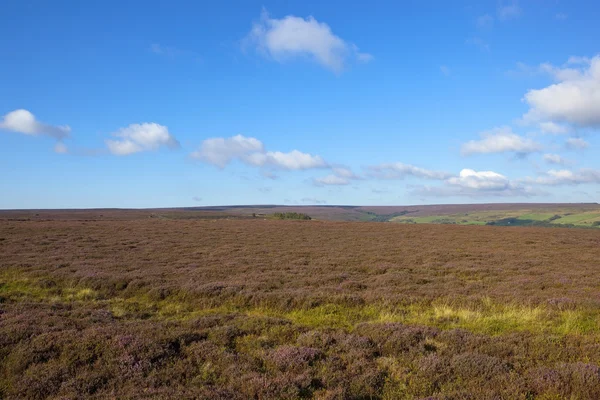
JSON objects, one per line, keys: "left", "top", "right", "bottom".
{"left": 1, "top": 213, "right": 600, "bottom": 398}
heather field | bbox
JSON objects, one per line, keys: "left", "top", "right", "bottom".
{"left": 2, "top": 212, "right": 600, "bottom": 399}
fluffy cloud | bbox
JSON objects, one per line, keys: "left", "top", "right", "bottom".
{"left": 543, "top": 153, "right": 569, "bottom": 166}
{"left": 191, "top": 135, "right": 264, "bottom": 167}
{"left": 532, "top": 169, "right": 600, "bottom": 185}
{"left": 523, "top": 55, "right": 600, "bottom": 127}
{"left": 191, "top": 134, "right": 327, "bottom": 171}
{"left": 368, "top": 162, "right": 450, "bottom": 180}
{"left": 447, "top": 169, "right": 512, "bottom": 191}
{"left": 414, "top": 169, "right": 537, "bottom": 198}
{"left": 313, "top": 166, "right": 360, "bottom": 186}
{"left": 0, "top": 109, "right": 71, "bottom": 140}
{"left": 565, "top": 137, "right": 589, "bottom": 150}
{"left": 461, "top": 126, "right": 542, "bottom": 155}
{"left": 245, "top": 10, "right": 371, "bottom": 72}
{"left": 106, "top": 123, "right": 179, "bottom": 155}
{"left": 245, "top": 150, "right": 327, "bottom": 170}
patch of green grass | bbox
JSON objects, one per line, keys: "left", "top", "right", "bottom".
{"left": 4, "top": 270, "right": 600, "bottom": 338}
{"left": 517, "top": 213, "right": 557, "bottom": 221}
{"left": 551, "top": 213, "right": 600, "bottom": 225}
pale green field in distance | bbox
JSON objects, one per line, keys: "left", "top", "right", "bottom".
{"left": 391, "top": 208, "right": 600, "bottom": 228}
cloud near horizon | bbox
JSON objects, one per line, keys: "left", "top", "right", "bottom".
{"left": 367, "top": 162, "right": 450, "bottom": 180}
{"left": 529, "top": 169, "right": 600, "bottom": 186}
{"left": 245, "top": 9, "right": 372, "bottom": 72}
{"left": 461, "top": 126, "right": 542, "bottom": 156}
{"left": 413, "top": 168, "right": 538, "bottom": 198}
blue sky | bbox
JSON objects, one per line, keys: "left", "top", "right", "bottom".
{"left": 1, "top": 0, "right": 599, "bottom": 208}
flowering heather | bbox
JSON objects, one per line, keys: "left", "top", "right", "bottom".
{"left": 1, "top": 211, "right": 600, "bottom": 398}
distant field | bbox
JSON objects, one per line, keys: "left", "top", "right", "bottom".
{"left": 2, "top": 203, "right": 599, "bottom": 228}
{"left": 1, "top": 212, "right": 600, "bottom": 398}
{"left": 390, "top": 207, "right": 600, "bottom": 228}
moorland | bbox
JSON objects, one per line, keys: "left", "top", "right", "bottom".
{"left": 1, "top": 208, "right": 600, "bottom": 399}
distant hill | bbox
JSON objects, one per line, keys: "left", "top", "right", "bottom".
{"left": 1, "top": 203, "right": 599, "bottom": 228}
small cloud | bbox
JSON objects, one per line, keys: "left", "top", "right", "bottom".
{"left": 258, "top": 187, "right": 271, "bottom": 193}
{"left": 440, "top": 65, "right": 451, "bottom": 76}
{"left": 476, "top": 14, "right": 494, "bottom": 29}
{"left": 461, "top": 126, "right": 542, "bottom": 156}
{"left": 54, "top": 142, "right": 68, "bottom": 154}
{"left": 413, "top": 169, "right": 539, "bottom": 198}
{"left": 191, "top": 134, "right": 328, "bottom": 171}
{"left": 530, "top": 169, "right": 600, "bottom": 185}
{"left": 498, "top": 1, "right": 522, "bottom": 20}
{"left": 106, "top": 123, "right": 180, "bottom": 155}
{"left": 543, "top": 153, "right": 570, "bottom": 166}
{"left": 244, "top": 9, "right": 371, "bottom": 73}
{"left": 466, "top": 37, "right": 490, "bottom": 52}
{"left": 313, "top": 174, "right": 350, "bottom": 186}
{"left": 367, "top": 162, "right": 450, "bottom": 180}
{"left": 565, "top": 137, "right": 589, "bottom": 150}
{"left": 313, "top": 166, "right": 360, "bottom": 186}
{"left": 192, "top": 196, "right": 203, "bottom": 202}
{"left": 0, "top": 109, "right": 71, "bottom": 140}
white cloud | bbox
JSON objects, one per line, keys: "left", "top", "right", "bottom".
{"left": 566, "top": 137, "right": 589, "bottom": 150}
{"left": 191, "top": 135, "right": 264, "bottom": 168}
{"left": 245, "top": 150, "right": 327, "bottom": 170}
{"left": 448, "top": 169, "right": 512, "bottom": 191}
{"left": 498, "top": 1, "right": 522, "bottom": 20}
{"left": 539, "top": 121, "right": 570, "bottom": 135}
{"left": 0, "top": 109, "right": 71, "bottom": 140}
{"left": 313, "top": 166, "right": 360, "bottom": 186}
{"left": 414, "top": 169, "right": 538, "bottom": 198}
{"left": 191, "top": 134, "right": 327, "bottom": 171}
{"left": 331, "top": 167, "right": 359, "bottom": 179}
{"left": 532, "top": 169, "right": 600, "bottom": 185}
{"left": 440, "top": 65, "right": 451, "bottom": 76}
{"left": 543, "top": 153, "right": 569, "bottom": 166}
{"left": 368, "top": 162, "right": 450, "bottom": 180}
{"left": 461, "top": 126, "right": 542, "bottom": 155}
{"left": 476, "top": 14, "right": 494, "bottom": 29}
{"left": 54, "top": 142, "right": 68, "bottom": 154}
{"left": 245, "top": 10, "right": 371, "bottom": 72}
{"left": 523, "top": 55, "right": 600, "bottom": 127}
{"left": 106, "top": 123, "right": 179, "bottom": 155}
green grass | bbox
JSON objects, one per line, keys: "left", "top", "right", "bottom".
{"left": 390, "top": 208, "right": 600, "bottom": 228}
{"left": 3, "top": 271, "right": 600, "bottom": 337}
{"left": 550, "top": 212, "right": 600, "bottom": 225}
